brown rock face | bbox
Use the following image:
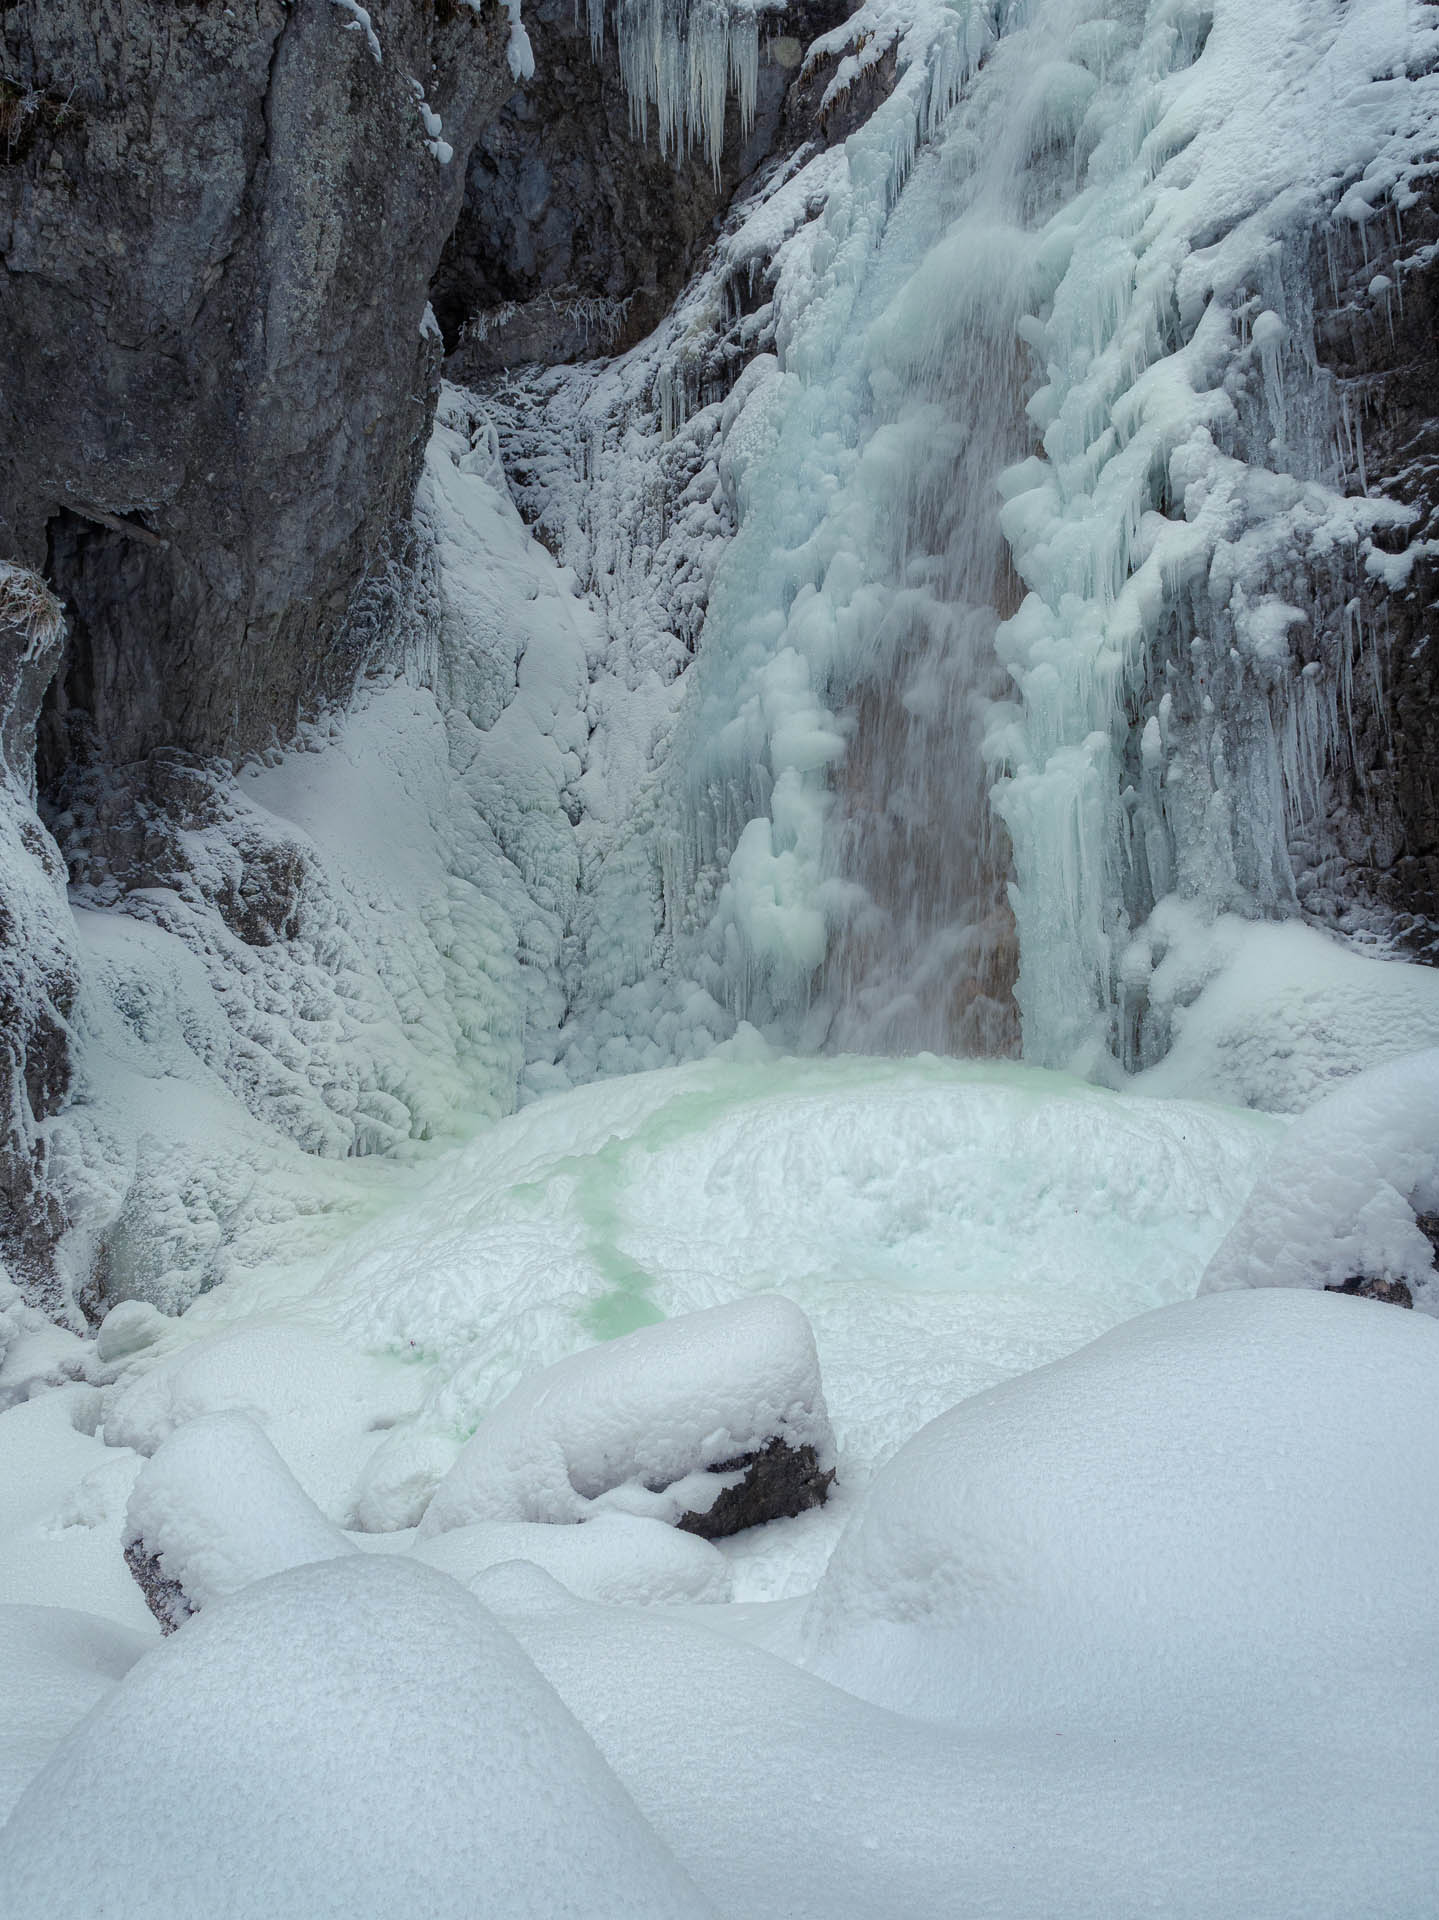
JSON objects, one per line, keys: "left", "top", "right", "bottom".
{"left": 676, "top": 1437, "right": 835, "bottom": 1540}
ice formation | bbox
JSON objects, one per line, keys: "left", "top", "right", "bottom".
{"left": 585, "top": 0, "right": 773, "bottom": 168}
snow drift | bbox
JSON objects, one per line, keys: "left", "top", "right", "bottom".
{"left": 0, "top": 1555, "right": 718, "bottom": 1919}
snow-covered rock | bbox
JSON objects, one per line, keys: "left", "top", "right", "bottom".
{"left": 0, "top": 1274, "right": 84, "bottom": 1412}
{"left": 0, "top": 1556, "right": 719, "bottom": 1919}
{"left": 418, "top": 1294, "right": 835, "bottom": 1535}
{"left": 1199, "top": 1048, "right": 1439, "bottom": 1310}
{"left": 123, "top": 1413, "right": 355, "bottom": 1631}
{"left": 802, "top": 1287, "right": 1439, "bottom": 1723}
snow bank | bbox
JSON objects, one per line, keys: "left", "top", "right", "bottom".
{"left": 409, "top": 1511, "right": 732, "bottom": 1605}
{"left": 1200, "top": 1049, "right": 1439, "bottom": 1309}
{"left": 486, "top": 1478, "right": 1439, "bottom": 1920}
{"left": 803, "top": 1287, "right": 1439, "bottom": 1723}
{"left": 1130, "top": 908, "right": 1439, "bottom": 1111}
{"left": 0, "top": 1556, "right": 718, "bottom": 1919}
{"left": 123, "top": 1413, "right": 355, "bottom": 1625}
{"left": 418, "top": 1294, "right": 833, "bottom": 1534}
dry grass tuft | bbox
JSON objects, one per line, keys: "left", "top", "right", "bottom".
{"left": 0, "top": 563, "right": 64, "bottom": 647}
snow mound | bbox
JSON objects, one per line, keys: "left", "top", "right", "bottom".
{"left": 803, "top": 1288, "right": 1439, "bottom": 1723}
{"left": 124, "top": 1413, "right": 355, "bottom": 1622}
{"left": 1200, "top": 1049, "right": 1439, "bottom": 1310}
{"left": 0, "top": 1556, "right": 718, "bottom": 1919}
{"left": 418, "top": 1294, "right": 833, "bottom": 1534}
{"left": 410, "top": 1511, "right": 732, "bottom": 1606}
{"left": 489, "top": 1519, "right": 1439, "bottom": 1920}
{"left": 102, "top": 1320, "right": 423, "bottom": 1521}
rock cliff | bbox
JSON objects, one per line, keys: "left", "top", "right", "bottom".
{"left": 2, "top": 0, "right": 513, "bottom": 777}
{"left": 0, "top": 0, "right": 515, "bottom": 1300}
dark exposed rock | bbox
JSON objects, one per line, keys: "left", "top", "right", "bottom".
{"left": 1416, "top": 1211, "right": 1439, "bottom": 1261}
{"left": 676, "top": 1436, "right": 834, "bottom": 1540}
{"left": 436, "top": 0, "right": 855, "bottom": 375}
{"left": 124, "top": 1539, "right": 194, "bottom": 1636}
{"left": 1310, "top": 180, "right": 1439, "bottom": 951}
{"left": 0, "top": 0, "right": 514, "bottom": 778}
{"left": 781, "top": 29, "right": 899, "bottom": 151}
{"left": 1324, "top": 1275, "right": 1415, "bottom": 1309}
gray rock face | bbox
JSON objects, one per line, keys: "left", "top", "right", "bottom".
{"left": 1, "top": 0, "right": 513, "bottom": 777}
{"left": 437, "top": 0, "right": 853, "bottom": 374}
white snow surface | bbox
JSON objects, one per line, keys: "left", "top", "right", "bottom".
{"left": 0, "top": 1556, "right": 719, "bottom": 1920}
{"left": 417, "top": 1293, "right": 832, "bottom": 1533}
{"left": 1124, "top": 906, "right": 1439, "bottom": 1110}
{"left": 1201, "top": 1048, "right": 1439, "bottom": 1307}
{"left": 3, "top": 1053, "right": 1438, "bottom": 1914}
{"left": 403, "top": 1511, "right": 733, "bottom": 1605}
{"left": 484, "top": 1291, "right": 1439, "bottom": 1920}
{"left": 0, "top": 1606, "right": 149, "bottom": 1824}
{"left": 802, "top": 1287, "right": 1439, "bottom": 1721}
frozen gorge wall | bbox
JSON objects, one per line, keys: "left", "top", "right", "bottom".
{"left": 3, "top": 0, "right": 1439, "bottom": 1320}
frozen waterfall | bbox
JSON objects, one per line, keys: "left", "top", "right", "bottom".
{"left": 605, "top": 0, "right": 1438, "bottom": 1071}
